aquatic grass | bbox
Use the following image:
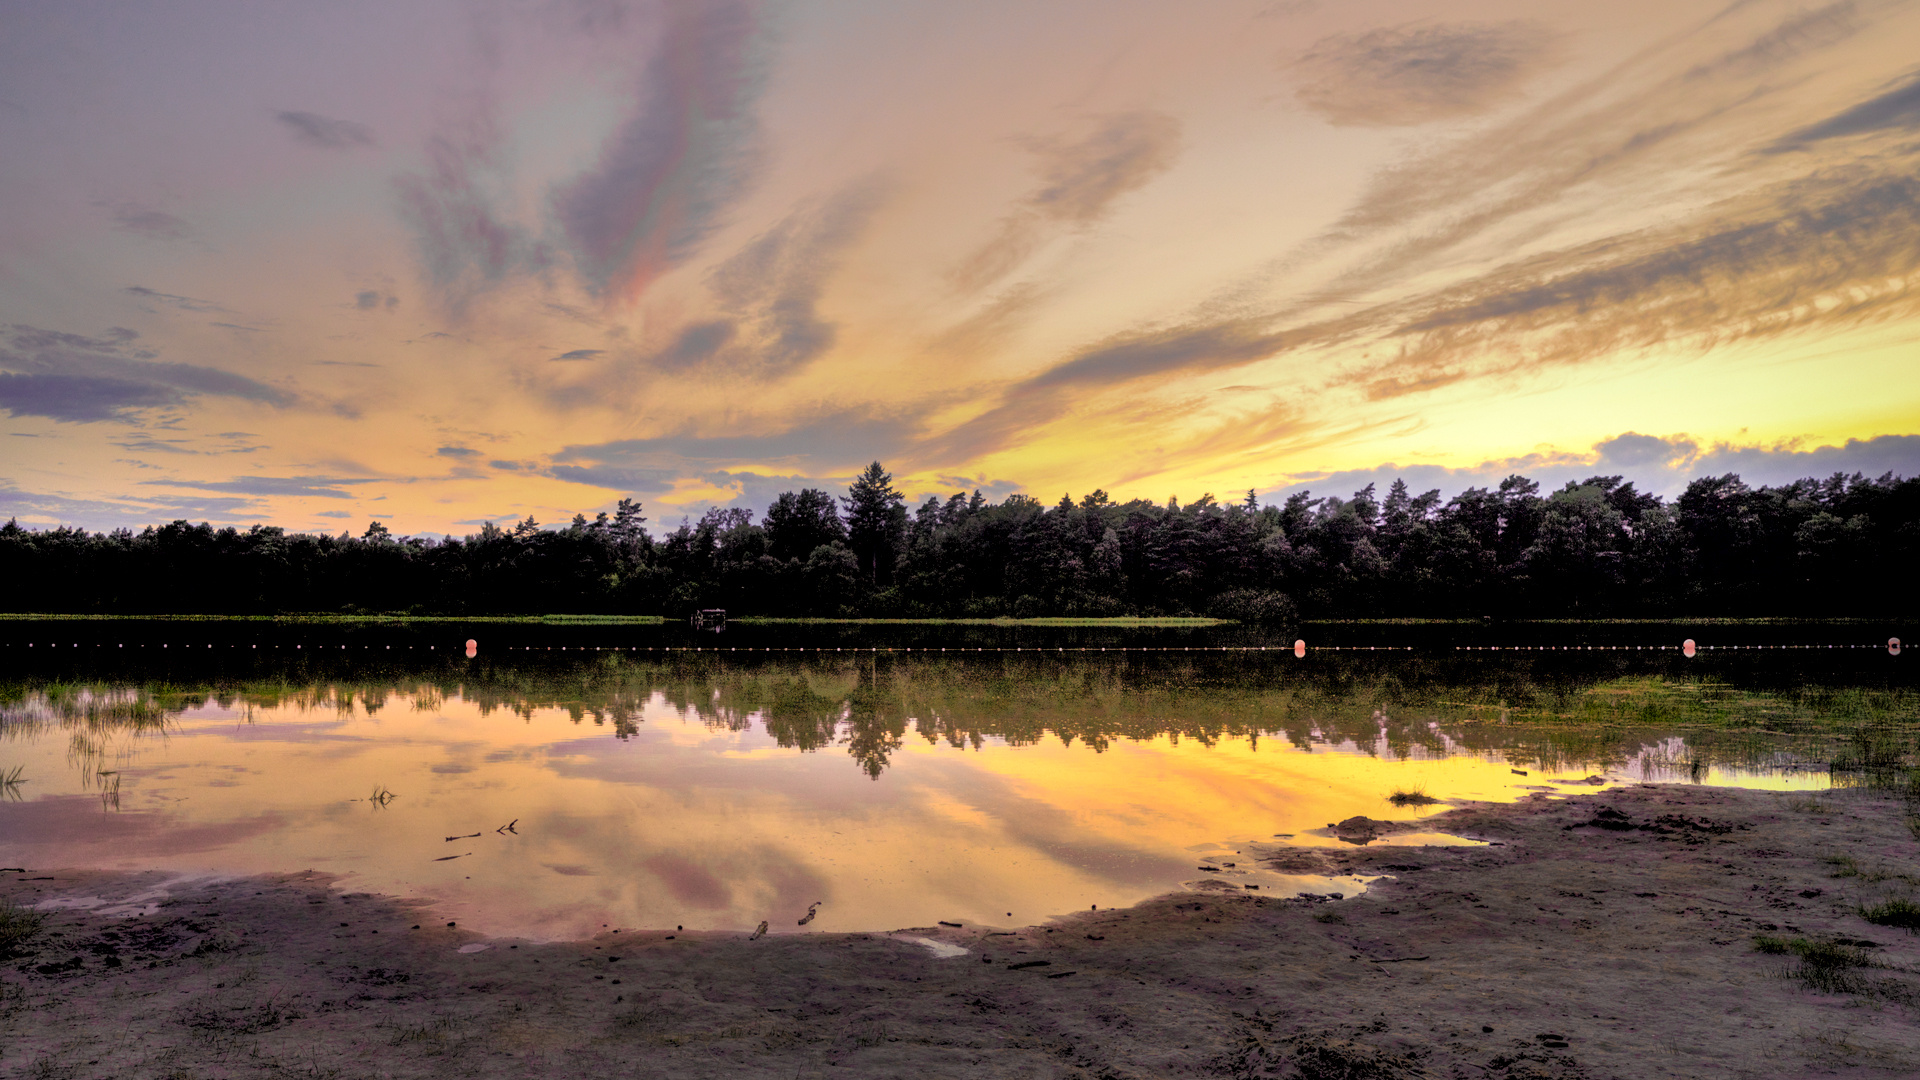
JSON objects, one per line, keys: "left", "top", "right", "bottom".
{"left": 1387, "top": 786, "right": 1438, "bottom": 806}
{"left": 0, "top": 897, "right": 47, "bottom": 958}
{"left": 1752, "top": 935, "right": 1878, "bottom": 994}
{"left": 1858, "top": 898, "right": 1920, "bottom": 932}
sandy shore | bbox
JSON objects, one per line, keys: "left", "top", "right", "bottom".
{"left": 3, "top": 783, "right": 1917, "bottom": 1079}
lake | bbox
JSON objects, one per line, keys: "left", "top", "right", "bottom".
{"left": 0, "top": 619, "right": 1907, "bottom": 939}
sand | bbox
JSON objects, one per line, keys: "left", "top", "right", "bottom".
{"left": 3, "top": 783, "right": 1916, "bottom": 1079}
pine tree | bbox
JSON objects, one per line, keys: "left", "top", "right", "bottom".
{"left": 842, "top": 462, "right": 906, "bottom": 583}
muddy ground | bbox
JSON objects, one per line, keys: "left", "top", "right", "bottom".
{"left": 2, "top": 783, "right": 1917, "bottom": 1079}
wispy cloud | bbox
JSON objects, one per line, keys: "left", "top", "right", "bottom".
{"left": 393, "top": 109, "right": 536, "bottom": 313}
{"left": 1290, "top": 21, "right": 1558, "bottom": 126}
{"left": 140, "top": 475, "right": 381, "bottom": 499}
{"left": 1340, "top": 167, "right": 1920, "bottom": 398}
{"left": 696, "top": 181, "right": 884, "bottom": 374}
{"left": 952, "top": 112, "right": 1181, "bottom": 291}
{"left": 108, "top": 205, "right": 192, "bottom": 241}
{"left": 1769, "top": 68, "right": 1920, "bottom": 149}
{"left": 0, "top": 325, "right": 293, "bottom": 423}
{"left": 125, "top": 286, "right": 228, "bottom": 314}
{"left": 553, "top": 0, "right": 769, "bottom": 305}
{"left": 549, "top": 404, "right": 922, "bottom": 488}
{"left": 1267, "top": 431, "right": 1920, "bottom": 503}
{"left": 274, "top": 110, "right": 376, "bottom": 149}
{"left": 550, "top": 348, "right": 604, "bottom": 362}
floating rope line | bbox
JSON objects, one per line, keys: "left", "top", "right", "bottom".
{"left": 0, "top": 640, "right": 1900, "bottom": 653}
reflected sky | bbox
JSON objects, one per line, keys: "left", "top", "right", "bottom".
{"left": 0, "top": 661, "right": 1849, "bottom": 939}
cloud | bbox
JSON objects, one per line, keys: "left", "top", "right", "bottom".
{"left": 545, "top": 183, "right": 882, "bottom": 400}
{"left": 1684, "top": 2, "right": 1857, "bottom": 83}
{"left": 648, "top": 321, "right": 735, "bottom": 369}
{"left": 550, "top": 348, "right": 604, "bottom": 362}
{"left": 549, "top": 405, "right": 921, "bottom": 487}
{"left": 140, "top": 475, "right": 382, "bottom": 499}
{"left": 1029, "top": 322, "right": 1286, "bottom": 390}
{"left": 953, "top": 112, "right": 1181, "bottom": 291}
{"left": 112, "top": 431, "right": 263, "bottom": 456}
{"left": 1023, "top": 112, "right": 1184, "bottom": 225}
{"left": 553, "top": 0, "right": 769, "bottom": 304}
{"left": 918, "top": 321, "right": 1290, "bottom": 464}
{"left": 109, "top": 205, "right": 192, "bottom": 241}
{"left": 274, "top": 110, "right": 376, "bottom": 149}
{"left": 125, "top": 286, "right": 228, "bottom": 314}
{"left": 1770, "top": 69, "right": 1920, "bottom": 150}
{"left": 354, "top": 290, "right": 399, "bottom": 310}
{"left": 0, "top": 325, "right": 292, "bottom": 423}
{"left": 1291, "top": 21, "right": 1557, "bottom": 126}
{"left": 436, "top": 446, "right": 480, "bottom": 458}
{"left": 1264, "top": 431, "right": 1920, "bottom": 504}
{"left": 0, "top": 375, "right": 182, "bottom": 424}
{"left": 693, "top": 182, "right": 883, "bottom": 374}
{"left": 394, "top": 115, "right": 537, "bottom": 313}
{"left": 0, "top": 483, "right": 264, "bottom": 530}
{"left": 1338, "top": 168, "right": 1920, "bottom": 398}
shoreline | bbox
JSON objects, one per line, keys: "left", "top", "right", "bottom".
{"left": 4, "top": 784, "right": 1917, "bottom": 1078}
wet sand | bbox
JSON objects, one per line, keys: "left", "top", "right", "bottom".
{"left": 3, "top": 784, "right": 1916, "bottom": 1079}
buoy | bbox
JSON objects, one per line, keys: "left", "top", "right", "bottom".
{"left": 465, "top": 638, "right": 478, "bottom": 658}
{"left": 1893, "top": 637, "right": 1903, "bottom": 656}
{"left": 1682, "top": 639, "right": 1696, "bottom": 658}
{"left": 1293, "top": 639, "right": 1306, "bottom": 658}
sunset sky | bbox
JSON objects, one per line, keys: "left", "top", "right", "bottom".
{"left": 3, "top": 0, "right": 1918, "bottom": 534}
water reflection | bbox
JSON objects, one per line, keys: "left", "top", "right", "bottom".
{"left": 0, "top": 646, "right": 1911, "bottom": 937}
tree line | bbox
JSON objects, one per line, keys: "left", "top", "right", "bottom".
{"left": 2, "top": 462, "right": 1914, "bottom": 619}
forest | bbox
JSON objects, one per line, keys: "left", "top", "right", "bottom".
{"left": 1, "top": 463, "right": 1914, "bottom": 620}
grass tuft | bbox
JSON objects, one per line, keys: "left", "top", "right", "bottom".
{"left": 0, "top": 897, "right": 47, "bottom": 958}
{"left": 1858, "top": 898, "right": 1920, "bottom": 932}
{"left": 1387, "top": 786, "right": 1439, "bottom": 806}
{"left": 1752, "top": 935, "right": 1877, "bottom": 993}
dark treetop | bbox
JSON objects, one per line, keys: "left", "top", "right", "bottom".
{"left": 2, "top": 465, "right": 1914, "bottom": 619}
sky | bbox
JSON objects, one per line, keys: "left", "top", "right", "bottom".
{"left": 2, "top": 0, "right": 1918, "bottom": 535}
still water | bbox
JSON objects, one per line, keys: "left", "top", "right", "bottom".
{"left": 0, "top": 620, "right": 1907, "bottom": 938}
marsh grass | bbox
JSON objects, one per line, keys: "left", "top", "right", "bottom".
{"left": 1858, "top": 898, "right": 1920, "bottom": 932}
{"left": 0, "top": 897, "right": 48, "bottom": 957}
{"left": 1752, "top": 935, "right": 1879, "bottom": 994}
{"left": 1825, "top": 855, "right": 1920, "bottom": 885}
{"left": 1387, "top": 786, "right": 1438, "bottom": 806}
{"left": 381, "top": 1013, "right": 464, "bottom": 1048}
